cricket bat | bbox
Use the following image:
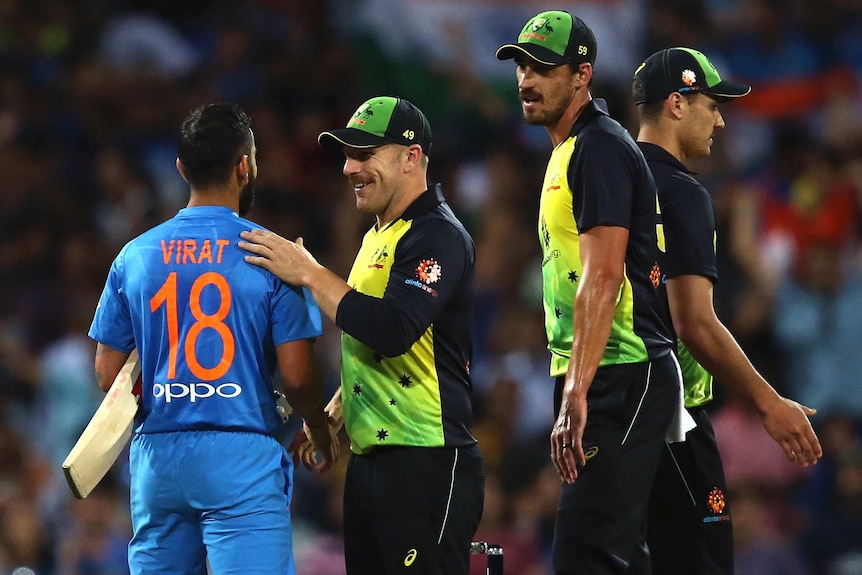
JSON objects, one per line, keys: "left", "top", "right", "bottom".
{"left": 62, "top": 348, "right": 141, "bottom": 499}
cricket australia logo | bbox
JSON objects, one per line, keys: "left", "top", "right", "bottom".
{"left": 545, "top": 168, "right": 563, "bottom": 192}
{"left": 521, "top": 18, "right": 554, "bottom": 40}
{"left": 368, "top": 245, "right": 389, "bottom": 269}
{"left": 349, "top": 103, "right": 374, "bottom": 127}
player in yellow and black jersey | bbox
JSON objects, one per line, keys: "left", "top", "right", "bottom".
{"left": 240, "top": 96, "right": 483, "bottom": 575}
{"left": 633, "top": 47, "right": 821, "bottom": 574}
{"left": 497, "top": 11, "right": 692, "bottom": 574}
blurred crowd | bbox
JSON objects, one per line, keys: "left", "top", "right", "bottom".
{"left": 1, "top": 0, "right": 862, "bottom": 574}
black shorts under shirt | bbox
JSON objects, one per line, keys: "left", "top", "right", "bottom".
{"left": 552, "top": 354, "right": 679, "bottom": 574}
{"left": 343, "top": 443, "right": 484, "bottom": 575}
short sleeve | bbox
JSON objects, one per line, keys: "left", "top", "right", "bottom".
{"left": 570, "top": 131, "right": 640, "bottom": 232}
{"left": 88, "top": 249, "right": 136, "bottom": 353}
{"left": 271, "top": 283, "right": 323, "bottom": 345}
{"left": 661, "top": 178, "right": 718, "bottom": 282}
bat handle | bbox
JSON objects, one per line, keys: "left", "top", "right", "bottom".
{"left": 470, "top": 541, "right": 503, "bottom": 575}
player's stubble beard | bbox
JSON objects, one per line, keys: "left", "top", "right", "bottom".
{"left": 520, "top": 89, "right": 571, "bottom": 128}
{"left": 519, "top": 65, "right": 580, "bottom": 128}
{"left": 239, "top": 174, "right": 256, "bottom": 216}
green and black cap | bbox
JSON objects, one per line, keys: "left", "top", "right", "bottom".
{"left": 496, "top": 10, "right": 596, "bottom": 67}
{"left": 318, "top": 96, "right": 432, "bottom": 156}
{"left": 632, "top": 47, "right": 751, "bottom": 104}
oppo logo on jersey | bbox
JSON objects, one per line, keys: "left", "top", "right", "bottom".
{"left": 153, "top": 382, "right": 243, "bottom": 403}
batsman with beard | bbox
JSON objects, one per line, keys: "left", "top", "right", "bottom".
{"left": 88, "top": 101, "right": 337, "bottom": 574}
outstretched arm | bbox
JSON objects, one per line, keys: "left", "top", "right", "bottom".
{"left": 240, "top": 231, "right": 350, "bottom": 322}
{"left": 667, "top": 274, "right": 822, "bottom": 466}
{"left": 241, "top": 224, "right": 470, "bottom": 357}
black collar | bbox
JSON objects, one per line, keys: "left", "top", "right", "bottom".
{"left": 570, "top": 98, "right": 610, "bottom": 136}
{"left": 637, "top": 141, "right": 697, "bottom": 175}
{"left": 400, "top": 183, "right": 446, "bottom": 221}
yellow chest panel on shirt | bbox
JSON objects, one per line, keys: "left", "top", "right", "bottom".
{"left": 540, "top": 138, "right": 582, "bottom": 271}
{"left": 342, "top": 219, "right": 445, "bottom": 454}
{"left": 538, "top": 136, "right": 650, "bottom": 376}
{"left": 539, "top": 138, "right": 583, "bottom": 376}
{"left": 347, "top": 220, "right": 411, "bottom": 296}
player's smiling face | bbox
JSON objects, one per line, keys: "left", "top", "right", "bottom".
{"left": 342, "top": 143, "right": 405, "bottom": 217}
{"left": 515, "top": 55, "right": 578, "bottom": 127}
{"left": 682, "top": 93, "right": 725, "bottom": 159}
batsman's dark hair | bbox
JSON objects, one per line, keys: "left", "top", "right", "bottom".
{"left": 637, "top": 100, "right": 665, "bottom": 122}
{"left": 637, "top": 93, "right": 697, "bottom": 123}
{"left": 177, "top": 101, "right": 253, "bottom": 188}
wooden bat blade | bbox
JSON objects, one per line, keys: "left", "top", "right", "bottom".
{"left": 62, "top": 349, "right": 141, "bottom": 499}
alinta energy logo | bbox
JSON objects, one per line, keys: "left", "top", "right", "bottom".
{"left": 703, "top": 487, "right": 731, "bottom": 523}
{"left": 681, "top": 69, "right": 697, "bottom": 87}
{"left": 416, "top": 259, "right": 442, "bottom": 284}
{"left": 349, "top": 103, "right": 374, "bottom": 127}
{"left": 541, "top": 217, "right": 551, "bottom": 248}
{"left": 540, "top": 216, "right": 561, "bottom": 268}
{"left": 650, "top": 263, "right": 662, "bottom": 288}
{"left": 405, "top": 258, "right": 441, "bottom": 296}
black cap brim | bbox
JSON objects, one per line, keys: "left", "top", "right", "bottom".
{"left": 317, "top": 128, "right": 391, "bottom": 151}
{"left": 496, "top": 43, "right": 569, "bottom": 66}
{"left": 703, "top": 80, "right": 752, "bottom": 101}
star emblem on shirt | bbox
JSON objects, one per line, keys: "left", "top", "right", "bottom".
{"left": 372, "top": 352, "right": 384, "bottom": 364}
{"left": 568, "top": 270, "right": 579, "bottom": 282}
{"left": 389, "top": 398, "right": 397, "bottom": 406}
{"left": 399, "top": 375, "right": 411, "bottom": 388}
{"left": 377, "top": 428, "right": 389, "bottom": 441}
{"left": 555, "top": 307, "right": 562, "bottom": 318}
{"left": 353, "top": 384, "right": 362, "bottom": 396}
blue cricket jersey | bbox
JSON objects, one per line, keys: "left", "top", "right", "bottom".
{"left": 89, "top": 206, "right": 323, "bottom": 436}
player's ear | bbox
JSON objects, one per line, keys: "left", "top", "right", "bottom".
{"left": 668, "top": 93, "right": 685, "bottom": 120}
{"left": 403, "top": 144, "right": 423, "bottom": 173}
{"left": 236, "top": 154, "right": 250, "bottom": 185}
{"left": 176, "top": 158, "right": 189, "bottom": 183}
{"left": 573, "top": 62, "right": 592, "bottom": 86}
